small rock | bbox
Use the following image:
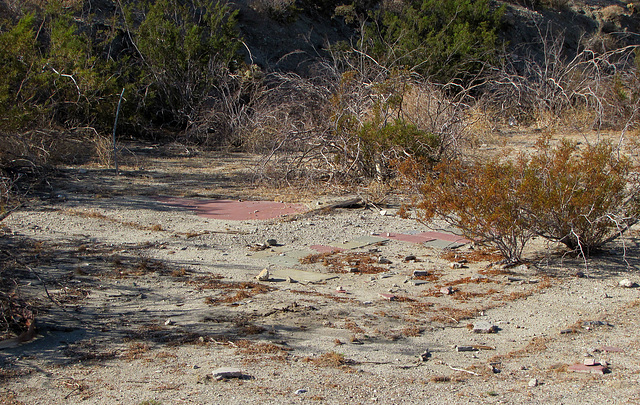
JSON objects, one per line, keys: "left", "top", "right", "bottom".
{"left": 456, "top": 346, "right": 477, "bottom": 352}
{"left": 336, "top": 286, "right": 346, "bottom": 292}
{"left": 619, "top": 278, "right": 635, "bottom": 288}
{"left": 419, "top": 350, "right": 431, "bottom": 361}
{"left": 212, "top": 367, "right": 244, "bottom": 380}
{"left": 378, "top": 257, "right": 392, "bottom": 264}
{"left": 193, "top": 365, "right": 200, "bottom": 369}
{"left": 528, "top": 378, "right": 538, "bottom": 388}
{"left": 295, "top": 389, "right": 307, "bottom": 395}
{"left": 256, "top": 269, "right": 270, "bottom": 281}
{"left": 472, "top": 321, "right": 498, "bottom": 334}
{"left": 266, "top": 239, "right": 278, "bottom": 246}
{"left": 413, "top": 270, "right": 429, "bottom": 277}
{"left": 449, "top": 262, "right": 463, "bottom": 269}
{"left": 164, "top": 318, "right": 175, "bottom": 326}
{"left": 379, "top": 210, "right": 387, "bottom": 216}
{"left": 404, "top": 255, "right": 417, "bottom": 262}
{"left": 440, "top": 286, "right": 453, "bottom": 295}
{"left": 575, "top": 271, "right": 586, "bottom": 278}
{"left": 286, "top": 276, "right": 296, "bottom": 283}
{"left": 584, "top": 358, "right": 597, "bottom": 366}
{"left": 379, "top": 293, "right": 396, "bottom": 301}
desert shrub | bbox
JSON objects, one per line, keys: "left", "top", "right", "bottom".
{"left": 399, "top": 155, "right": 534, "bottom": 262}
{"left": 401, "top": 137, "right": 639, "bottom": 261}
{"left": 362, "top": 0, "right": 504, "bottom": 83}
{"left": 486, "top": 31, "right": 640, "bottom": 131}
{"left": 0, "top": 2, "right": 121, "bottom": 131}
{"left": 519, "top": 138, "right": 638, "bottom": 255}
{"left": 127, "top": 0, "right": 241, "bottom": 133}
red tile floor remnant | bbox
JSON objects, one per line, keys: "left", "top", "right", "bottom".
{"left": 158, "top": 197, "right": 307, "bottom": 220}
{"left": 310, "top": 245, "right": 345, "bottom": 253}
{"left": 567, "top": 363, "right": 608, "bottom": 374}
{"left": 598, "top": 346, "right": 624, "bottom": 353}
{"left": 381, "top": 231, "right": 471, "bottom": 244}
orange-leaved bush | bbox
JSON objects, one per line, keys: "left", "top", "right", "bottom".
{"left": 399, "top": 137, "right": 638, "bottom": 262}
{"left": 519, "top": 138, "right": 637, "bottom": 255}
{"left": 398, "top": 155, "right": 534, "bottom": 263}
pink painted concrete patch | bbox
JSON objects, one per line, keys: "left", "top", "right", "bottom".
{"left": 310, "top": 245, "right": 345, "bottom": 253}
{"left": 158, "top": 197, "right": 307, "bottom": 220}
{"left": 568, "top": 363, "right": 608, "bottom": 374}
{"left": 382, "top": 231, "right": 471, "bottom": 244}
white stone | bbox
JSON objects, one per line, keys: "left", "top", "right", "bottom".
{"left": 212, "top": 367, "right": 243, "bottom": 380}
{"left": 619, "top": 278, "right": 634, "bottom": 288}
{"left": 256, "top": 268, "right": 270, "bottom": 281}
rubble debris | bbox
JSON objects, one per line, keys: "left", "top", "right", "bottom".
{"left": 212, "top": 367, "right": 245, "bottom": 380}
{"left": 456, "top": 346, "right": 478, "bottom": 352}
{"left": 472, "top": 321, "right": 498, "bottom": 334}
{"left": 440, "top": 286, "right": 453, "bottom": 295}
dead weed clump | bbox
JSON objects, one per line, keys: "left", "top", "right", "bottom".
{"left": 441, "top": 249, "right": 504, "bottom": 264}
{"left": 302, "top": 251, "right": 388, "bottom": 274}
{"left": 191, "top": 275, "right": 274, "bottom": 305}
{"left": 233, "top": 339, "right": 291, "bottom": 357}
{"left": 124, "top": 342, "right": 151, "bottom": 360}
{"left": 304, "top": 352, "right": 357, "bottom": 369}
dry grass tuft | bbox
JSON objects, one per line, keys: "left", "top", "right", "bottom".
{"left": 301, "top": 251, "right": 387, "bottom": 274}
{"left": 304, "top": 351, "right": 356, "bottom": 368}
{"left": 124, "top": 342, "right": 150, "bottom": 360}
{"left": 234, "top": 339, "right": 291, "bottom": 356}
{"left": 441, "top": 249, "right": 504, "bottom": 264}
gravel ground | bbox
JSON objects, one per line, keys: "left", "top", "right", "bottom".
{"left": 1, "top": 143, "right": 640, "bottom": 404}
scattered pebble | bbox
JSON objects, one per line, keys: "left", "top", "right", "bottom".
{"left": 295, "top": 389, "right": 307, "bottom": 395}
{"left": 256, "top": 269, "right": 270, "bottom": 281}
{"left": 449, "top": 262, "right": 463, "bottom": 269}
{"left": 266, "top": 239, "right": 278, "bottom": 246}
{"left": 404, "top": 255, "right": 417, "bottom": 262}
{"left": 528, "top": 378, "right": 538, "bottom": 388}
{"left": 379, "top": 293, "right": 396, "bottom": 301}
{"left": 164, "top": 318, "right": 175, "bottom": 326}
{"left": 440, "top": 286, "right": 453, "bottom": 295}
{"left": 413, "top": 270, "right": 429, "bottom": 277}
{"left": 378, "top": 257, "right": 392, "bottom": 264}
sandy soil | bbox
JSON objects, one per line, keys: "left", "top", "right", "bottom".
{"left": 2, "top": 138, "right": 640, "bottom": 404}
